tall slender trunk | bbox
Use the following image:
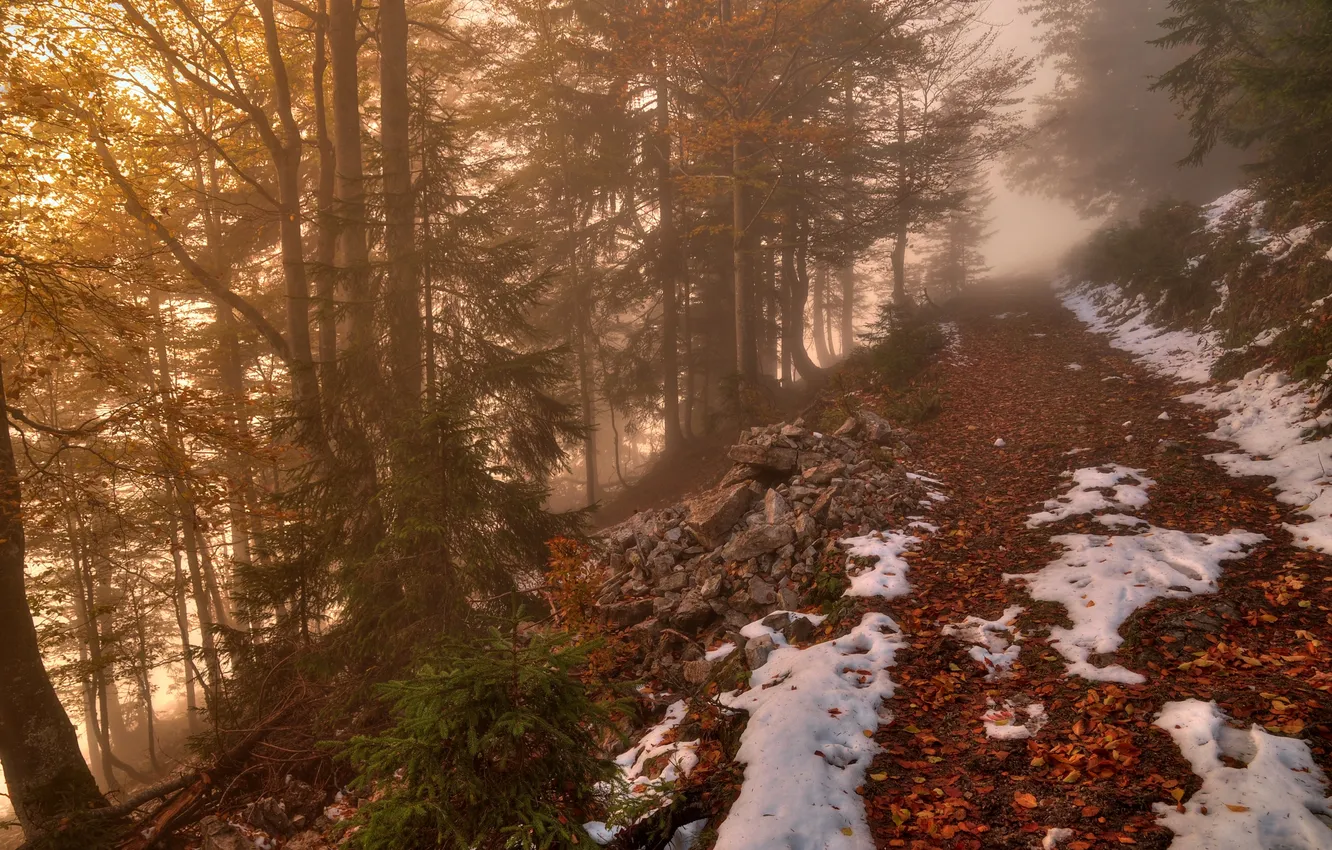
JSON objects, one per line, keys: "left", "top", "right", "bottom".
{"left": 312, "top": 0, "right": 338, "bottom": 382}
{"left": 255, "top": 0, "right": 328, "bottom": 456}
{"left": 781, "top": 196, "right": 823, "bottom": 383}
{"left": 195, "top": 526, "right": 234, "bottom": 630}
{"left": 380, "top": 0, "right": 422, "bottom": 405}
{"left": 656, "top": 73, "right": 683, "bottom": 453}
{"left": 168, "top": 515, "right": 201, "bottom": 736}
{"left": 839, "top": 78, "right": 857, "bottom": 352}
{"left": 811, "top": 263, "right": 830, "bottom": 366}
{"left": 732, "top": 136, "right": 754, "bottom": 383}
{"left": 681, "top": 269, "right": 695, "bottom": 438}
{"left": 329, "top": 0, "right": 373, "bottom": 374}
{"left": 891, "top": 87, "right": 911, "bottom": 307}
{"left": 577, "top": 298, "right": 597, "bottom": 506}
{"left": 0, "top": 358, "right": 105, "bottom": 833}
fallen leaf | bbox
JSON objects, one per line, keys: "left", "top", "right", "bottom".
{"left": 1225, "top": 804, "right": 1250, "bottom": 812}
{"left": 1014, "top": 792, "right": 1038, "bottom": 809}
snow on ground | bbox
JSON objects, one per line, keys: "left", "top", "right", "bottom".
{"left": 1183, "top": 373, "right": 1332, "bottom": 553}
{"left": 942, "top": 605, "right": 1024, "bottom": 679}
{"left": 1042, "top": 827, "right": 1075, "bottom": 849}
{"left": 1006, "top": 527, "right": 1265, "bottom": 684}
{"left": 1061, "top": 284, "right": 1222, "bottom": 384}
{"left": 714, "top": 612, "right": 907, "bottom": 850}
{"left": 1153, "top": 700, "right": 1332, "bottom": 850}
{"left": 585, "top": 700, "right": 702, "bottom": 843}
{"left": 980, "top": 699, "right": 1046, "bottom": 740}
{"left": 1062, "top": 280, "right": 1332, "bottom": 555}
{"left": 1026, "top": 464, "right": 1155, "bottom": 528}
{"left": 841, "top": 531, "right": 919, "bottom": 599}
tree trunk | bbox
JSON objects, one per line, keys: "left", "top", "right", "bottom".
{"left": 655, "top": 75, "right": 684, "bottom": 453}
{"left": 811, "top": 263, "right": 830, "bottom": 366}
{"left": 168, "top": 515, "right": 201, "bottom": 736}
{"left": 312, "top": 0, "right": 338, "bottom": 382}
{"left": 681, "top": 269, "right": 695, "bottom": 439}
{"left": 0, "top": 359, "right": 105, "bottom": 835}
{"left": 380, "top": 0, "right": 422, "bottom": 405}
{"left": 255, "top": 0, "right": 328, "bottom": 457}
{"left": 781, "top": 198, "right": 823, "bottom": 383}
{"left": 732, "top": 137, "right": 755, "bottom": 384}
{"left": 577, "top": 298, "right": 598, "bottom": 506}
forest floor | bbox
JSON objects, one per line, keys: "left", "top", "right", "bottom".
{"left": 838, "top": 282, "right": 1332, "bottom": 849}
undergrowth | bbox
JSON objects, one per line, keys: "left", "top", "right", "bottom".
{"left": 338, "top": 630, "right": 628, "bottom": 850}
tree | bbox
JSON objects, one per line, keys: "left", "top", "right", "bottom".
{"left": 1154, "top": 0, "right": 1332, "bottom": 212}
{"left": 1009, "top": 0, "right": 1244, "bottom": 218}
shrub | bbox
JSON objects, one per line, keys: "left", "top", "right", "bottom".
{"left": 340, "top": 631, "right": 624, "bottom": 850}
{"left": 1073, "top": 201, "right": 1215, "bottom": 320}
{"left": 861, "top": 304, "right": 946, "bottom": 390}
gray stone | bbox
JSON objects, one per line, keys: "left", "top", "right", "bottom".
{"left": 686, "top": 483, "right": 755, "bottom": 547}
{"left": 748, "top": 577, "right": 778, "bottom": 606}
{"left": 673, "top": 593, "right": 716, "bottom": 631}
{"left": 779, "top": 585, "right": 802, "bottom": 611}
{"left": 763, "top": 489, "right": 792, "bottom": 523}
{"left": 856, "top": 409, "right": 895, "bottom": 444}
{"left": 834, "top": 416, "right": 859, "bottom": 437}
{"left": 699, "top": 571, "right": 726, "bottom": 599}
{"left": 281, "top": 780, "right": 325, "bottom": 824}
{"left": 745, "top": 634, "right": 778, "bottom": 669}
{"left": 682, "top": 658, "right": 714, "bottom": 685}
{"left": 809, "top": 489, "right": 835, "bottom": 522}
{"left": 244, "top": 798, "right": 292, "bottom": 837}
{"left": 722, "top": 523, "right": 796, "bottom": 561}
{"left": 718, "top": 463, "right": 762, "bottom": 488}
{"left": 603, "top": 598, "right": 654, "bottom": 629}
{"left": 793, "top": 514, "right": 818, "bottom": 542}
{"left": 200, "top": 817, "right": 250, "bottom": 850}
{"left": 658, "top": 571, "right": 690, "bottom": 593}
{"left": 803, "top": 459, "right": 848, "bottom": 486}
{"left": 780, "top": 424, "right": 806, "bottom": 438}
{"left": 727, "top": 443, "right": 799, "bottom": 473}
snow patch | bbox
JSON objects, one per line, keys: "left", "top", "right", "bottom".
{"left": 714, "top": 612, "right": 906, "bottom": 850}
{"left": 1027, "top": 465, "right": 1155, "bottom": 527}
{"left": 1154, "top": 700, "right": 1332, "bottom": 850}
{"left": 942, "top": 605, "right": 1024, "bottom": 679}
{"left": 1042, "top": 827, "right": 1075, "bottom": 849}
{"left": 981, "top": 699, "right": 1046, "bottom": 740}
{"left": 1005, "top": 527, "right": 1264, "bottom": 684}
{"left": 841, "top": 531, "right": 919, "bottom": 599}
{"left": 1061, "top": 283, "right": 1221, "bottom": 383}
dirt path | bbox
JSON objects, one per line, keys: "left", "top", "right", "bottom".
{"left": 858, "top": 284, "right": 1332, "bottom": 849}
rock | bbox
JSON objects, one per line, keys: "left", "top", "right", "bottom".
{"left": 748, "top": 577, "right": 778, "bottom": 606}
{"left": 762, "top": 611, "right": 816, "bottom": 643}
{"left": 727, "top": 444, "right": 799, "bottom": 473}
{"left": 658, "top": 571, "right": 690, "bottom": 593}
{"left": 603, "top": 598, "right": 654, "bottom": 629}
{"left": 780, "top": 424, "right": 806, "bottom": 438}
{"left": 834, "top": 416, "right": 859, "bottom": 437}
{"left": 673, "top": 593, "right": 716, "bottom": 631}
{"left": 686, "top": 483, "right": 756, "bottom": 547}
{"left": 856, "top": 409, "right": 895, "bottom": 444}
{"left": 809, "top": 489, "right": 835, "bottom": 522}
{"left": 763, "top": 489, "right": 792, "bottom": 523}
{"left": 200, "top": 817, "right": 250, "bottom": 850}
{"left": 699, "top": 571, "right": 726, "bottom": 599}
{"left": 722, "top": 523, "right": 796, "bottom": 561}
{"left": 803, "top": 459, "right": 848, "bottom": 486}
{"left": 779, "top": 585, "right": 802, "bottom": 610}
{"left": 1155, "top": 439, "right": 1186, "bottom": 455}
{"left": 284, "top": 833, "right": 329, "bottom": 850}
{"left": 281, "top": 780, "right": 325, "bottom": 824}
{"left": 682, "top": 658, "right": 714, "bottom": 685}
{"left": 793, "top": 513, "right": 818, "bottom": 541}
{"left": 244, "top": 797, "right": 292, "bottom": 837}
{"left": 745, "top": 634, "right": 778, "bottom": 669}
{"left": 718, "top": 463, "right": 762, "bottom": 488}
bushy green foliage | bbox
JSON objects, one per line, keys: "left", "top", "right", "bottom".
{"left": 861, "top": 305, "right": 946, "bottom": 390}
{"left": 1156, "top": 0, "right": 1332, "bottom": 213}
{"left": 340, "top": 631, "right": 624, "bottom": 850}
{"left": 1072, "top": 201, "right": 1215, "bottom": 319}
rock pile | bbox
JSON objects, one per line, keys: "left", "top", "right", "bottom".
{"left": 592, "top": 409, "right": 929, "bottom": 678}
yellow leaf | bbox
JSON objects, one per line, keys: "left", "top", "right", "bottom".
{"left": 841, "top": 827, "right": 854, "bottom": 836}
{"left": 1225, "top": 804, "right": 1250, "bottom": 812}
{"left": 1014, "top": 792, "right": 1039, "bottom": 809}
{"left": 863, "top": 729, "right": 874, "bottom": 738}
{"left": 870, "top": 772, "right": 888, "bottom": 781}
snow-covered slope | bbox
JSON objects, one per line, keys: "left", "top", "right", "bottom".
{"left": 1060, "top": 192, "right": 1332, "bottom": 554}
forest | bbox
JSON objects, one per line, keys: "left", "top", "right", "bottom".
{"left": 3, "top": 0, "right": 1331, "bottom": 847}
